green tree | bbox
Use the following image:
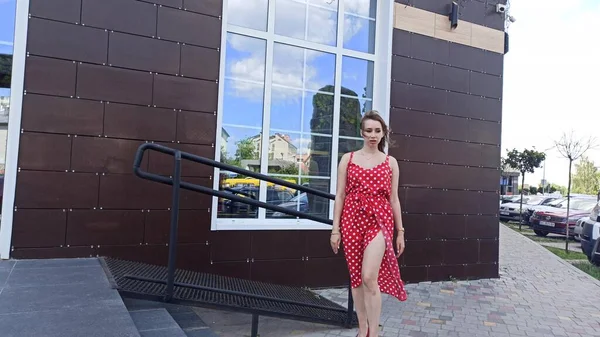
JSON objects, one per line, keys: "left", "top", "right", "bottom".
{"left": 504, "top": 148, "right": 546, "bottom": 230}
{"left": 0, "top": 54, "right": 12, "bottom": 89}
{"left": 554, "top": 131, "right": 596, "bottom": 252}
{"left": 571, "top": 156, "right": 599, "bottom": 194}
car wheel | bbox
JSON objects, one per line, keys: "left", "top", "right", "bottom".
{"left": 534, "top": 230, "right": 548, "bottom": 237}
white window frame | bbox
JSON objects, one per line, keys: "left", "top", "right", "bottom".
{"left": 211, "top": 0, "right": 394, "bottom": 231}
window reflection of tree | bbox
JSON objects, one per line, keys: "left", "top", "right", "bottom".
{"left": 309, "top": 85, "right": 362, "bottom": 218}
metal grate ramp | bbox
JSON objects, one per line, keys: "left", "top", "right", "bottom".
{"left": 101, "top": 257, "right": 358, "bottom": 332}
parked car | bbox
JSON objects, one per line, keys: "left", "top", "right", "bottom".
{"left": 499, "top": 195, "right": 559, "bottom": 223}
{"left": 580, "top": 200, "right": 600, "bottom": 265}
{"left": 271, "top": 192, "right": 308, "bottom": 218}
{"left": 573, "top": 216, "right": 588, "bottom": 241}
{"left": 221, "top": 186, "right": 295, "bottom": 218}
{"left": 530, "top": 198, "right": 598, "bottom": 237}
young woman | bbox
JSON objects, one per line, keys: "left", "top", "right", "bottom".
{"left": 330, "top": 110, "right": 407, "bottom": 337}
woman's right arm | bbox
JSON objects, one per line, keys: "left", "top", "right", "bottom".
{"left": 331, "top": 153, "right": 350, "bottom": 233}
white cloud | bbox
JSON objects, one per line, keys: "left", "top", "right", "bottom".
{"left": 502, "top": 0, "right": 600, "bottom": 188}
{"left": 226, "top": 0, "right": 369, "bottom": 100}
{"left": 0, "top": 41, "right": 13, "bottom": 47}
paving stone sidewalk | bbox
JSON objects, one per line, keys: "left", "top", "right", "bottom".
{"left": 193, "top": 224, "right": 600, "bottom": 337}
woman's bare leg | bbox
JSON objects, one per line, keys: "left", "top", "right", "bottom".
{"left": 362, "top": 231, "right": 386, "bottom": 337}
{"left": 352, "top": 286, "right": 368, "bottom": 336}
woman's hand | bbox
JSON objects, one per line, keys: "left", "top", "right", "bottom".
{"left": 395, "top": 233, "right": 405, "bottom": 258}
{"left": 330, "top": 233, "right": 341, "bottom": 254}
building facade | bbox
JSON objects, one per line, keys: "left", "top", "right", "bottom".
{"left": 0, "top": 0, "right": 504, "bottom": 287}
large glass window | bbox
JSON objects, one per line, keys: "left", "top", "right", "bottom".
{"left": 0, "top": 0, "right": 16, "bottom": 218}
{"left": 216, "top": 0, "right": 383, "bottom": 227}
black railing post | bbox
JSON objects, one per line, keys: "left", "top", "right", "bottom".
{"left": 165, "top": 150, "right": 182, "bottom": 302}
{"left": 346, "top": 280, "right": 354, "bottom": 327}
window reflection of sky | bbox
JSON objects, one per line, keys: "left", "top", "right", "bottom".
{"left": 0, "top": 0, "right": 16, "bottom": 97}
{"left": 221, "top": 0, "right": 377, "bottom": 170}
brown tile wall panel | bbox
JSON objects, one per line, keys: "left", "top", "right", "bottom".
{"left": 24, "top": 56, "right": 76, "bottom": 97}
{"left": 251, "top": 260, "right": 305, "bottom": 287}
{"left": 304, "top": 231, "right": 339, "bottom": 258}
{"left": 466, "top": 215, "right": 499, "bottom": 239}
{"left": 390, "top": 109, "right": 468, "bottom": 142}
{"left": 403, "top": 240, "right": 443, "bottom": 266}
{"left": 402, "top": 188, "right": 497, "bottom": 215}
{"left": 147, "top": 143, "right": 214, "bottom": 177}
{"left": 98, "top": 245, "right": 169, "bottom": 266}
{"left": 180, "top": 45, "right": 220, "bottom": 81}
{"left": 104, "top": 103, "right": 176, "bottom": 141}
{"left": 400, "top": 266, "right": 427, "bottom": 283}
{"left": 11, "top": 247, "right": 96, "bottom": 259}
{"left": 12, "top": 210, "right": 67, "bottom": 248}
{"left": 304, "top": 258, "right": 349, "bottom": 288}
{"left": 154, "top": 0, "right": 183, "bottom": 8}
{"left": 396, "top": 0, "right": 506, "bottom": 30}
{"left": 391, "top": 81, "right": 445, "bottom": 114}
{"left": 443, "top": 239, "right": 479, "bottom": 264}
{"left": 15, "top": 172, "right": 99, "bottom": 209}
{"left": 210, "top": 231, "right": 251, "bottom": 262}
{"left": 445, "top": 91, "right": 501, "bottom": 122}
{"left": 449, "top": 42, "right": 487, "bottom": 72}
{"left": 98, "top": 175, "right": 171, "bottom": 210}
{"left": 479, "top": 239, "right": 499, "bottom": 263}
{"left": 251, "top": 231, "right": 305, "bottom": 260}
{"left": 391, "top": 56, "right": 433, "bottom": 87}
{"left": 81, "top": 0, "right": 157, "bottom": 37}
{"left": 77, "top": 64, "right": 153, "bottom": 105}
{"left": 18, "top": 133, "right": 72, "bottom": 171}
{"left": 108, "top": 32, "right": 180, "bottom": 75}
{"left": 179, "top": 178, "right": 212, "bottom": 209}
{"left": 177, "top": 111, "right": 217, "bottom": 144}
{"left": 402, "top": 214, "right": 429, "bottom": 241}
{"left": 21, "top": 95, "right": 104, "bottom": 136}
{"left": 465, "top": 263, "right": 498, "bottom": 279}
{"left": 66, "top": 210, "right": 145, "bottom": 246}
{"left": 144, "top": 210, "right": 211, "bottom": 244}
{"left": 469, "top": 119, "right": 501, "bottom": 145}
{"left": 484, "top": 51, "right": 504, "bottom": 76}
{"left": 210, "top": 262, "right": 251, "bottom": 280}
{"left": 176, "top": 244, "right": 211, "bottom": 271}
{"left": 399, "top": 162, "right": 499, "bottom": 191}
{"left": 429, "top": 215, "right": 466, "bottom": 240}
{"left": 71, "top": 136, "right": 147, "bottom": 174}
{"left": 433, "top": 63, "right": 470, "bottom": 93}
{"left": 184, "top": 0, "right": 223, "bottom": 17}
{"left": 470, "top": 72, "right": 503, "bottom": 99}
{"left": 157, "top": 7, "right": 221, "bottom": 48}
{"left": 406, "top": 31, "right": 450, "bottom": 65}
{"left": 27, "top": 18, "right": 108, "bottom": 64}
{"left": 427, "top": 265, "right": 466, "bottom": 282}
{"left": 30, "top": 0, "right": 82, "bottom": 23}
{"left": 389, "top": 135, "right": 500, "bottom": 168}
{"left": 153, "top": 74, "right": 218, "bottom": 112}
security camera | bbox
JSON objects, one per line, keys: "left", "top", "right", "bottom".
{"left": 508, "top": 15, "right": 516, "bottom": 23}
{"left": 496, "top": 4, "right": 507, "bottom": 13}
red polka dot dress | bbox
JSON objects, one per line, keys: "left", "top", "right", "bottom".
{"left": 340, "top": 152, "right": 407, "bottom": 302}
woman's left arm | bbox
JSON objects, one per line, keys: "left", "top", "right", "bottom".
{"left": 389, "top": 157, "right": 405, "bottom": 257}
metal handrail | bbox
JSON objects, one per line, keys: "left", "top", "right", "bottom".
{"left": 132, "top": 143, "right": 354, "bottom": 327}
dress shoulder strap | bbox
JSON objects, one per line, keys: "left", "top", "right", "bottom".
{"left": 349, "top": 151, "right": 354, "bottom": 163}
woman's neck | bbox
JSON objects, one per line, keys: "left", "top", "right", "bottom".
{"left": 361, "top": 146, "right": 379, "bottom": 155}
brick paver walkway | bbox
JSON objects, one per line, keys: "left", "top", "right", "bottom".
{"left": 193, "top": 224, "right": 600, "bottom": 337}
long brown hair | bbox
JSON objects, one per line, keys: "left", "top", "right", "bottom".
{"left": 360, "top": 110, "right": 390, "bottom": 153}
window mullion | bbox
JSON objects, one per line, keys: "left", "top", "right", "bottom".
{"left": 258, "top": 0, "right": 277, "bottom": 219}
{"left": 328, "top": 0, "right": 345, "bottom": 219}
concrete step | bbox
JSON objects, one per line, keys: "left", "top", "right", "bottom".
{"left": 130, "top": 308, "right": 186, "bottom": 337}
{"left": 123, "top": 298, "right": 218, "bottom": 337}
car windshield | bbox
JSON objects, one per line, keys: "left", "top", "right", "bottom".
{"left": 547, "top": 198, "right": 566, "bottom": 207}
{"left": 569, "top": 199, "right": 597, "bottom": 211}
{"left": 525, "top": 196, "right": 546, "bottom": 205}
